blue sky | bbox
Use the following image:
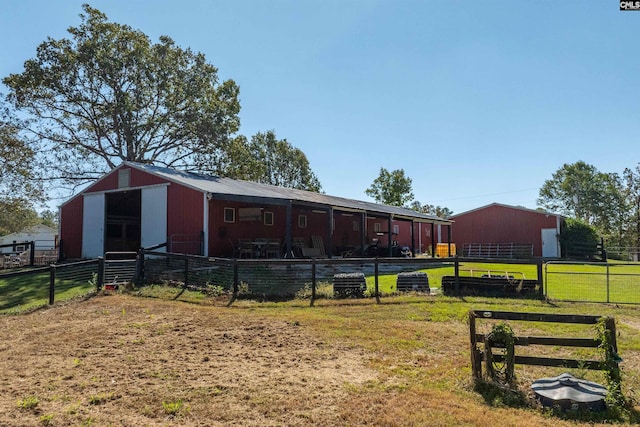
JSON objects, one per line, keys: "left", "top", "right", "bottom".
{"left": 2, "top": 1, "right": 639, "bottom": 215}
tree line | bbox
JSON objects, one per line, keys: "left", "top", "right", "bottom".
{"left": 538, "top": 161, "right": 640, "bottom": 251}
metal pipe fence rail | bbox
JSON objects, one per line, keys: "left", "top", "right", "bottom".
{"left": 461, "top": 243, "right": 534, "bottom": 259}
{"left": 545, "top": 261, "right": 640, "bottom": 304}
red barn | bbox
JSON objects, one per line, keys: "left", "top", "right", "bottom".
{"left": 450, "top": 203, "right": 563, "bottom": 258}
{"left": 59, "top": 162, "right": 452, "bottom": 259}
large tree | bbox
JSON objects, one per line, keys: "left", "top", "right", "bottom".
{"left": 538, "top": 161, "right": 617, "bottom": 224}
{"left": 366, "top": 167, "right": 414, "bottom": 207}
{"left": 538, "top": 161, "right": 627, "bottom": 247}
{"left": 623, "top": 164, "right": 640, "bottom": 249}
{"left": 3, "top": 4, "right": 241, "bottom": 194}
{"left": 210, "top": 130, "right": 322, "bottom": 192}
{"left": 0, "top": 104, "right": 42, "bottom": 201}
{"left": 0, "top": 198, "right": 40, "bottom": 236}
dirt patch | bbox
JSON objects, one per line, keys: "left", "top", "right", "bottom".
{"left": 0, "top": 295, "right": 377, "bottom": 426}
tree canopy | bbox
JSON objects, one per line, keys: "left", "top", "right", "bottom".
{"left": 537, "top": 161, "right": 624, "bottom": 228}
{"left": 408, "top": 201, "right": 453, "bottom": 219}
{"left": 0, "top": 198, "right": 47, "bottom": 236}
{"left": 3, "top": 4, "right": 242, "bottom": 193}
{"left": 538, "top": 161, "right": 634, "bottom": 250}
{"left": 209, "top": 131, "right": 321, "bottom": 192}
{"left": 0, "top": 104, "right": 42, "bottom": 201}
{"left": 365, "top": 167, "right": 414, "bottom": 207}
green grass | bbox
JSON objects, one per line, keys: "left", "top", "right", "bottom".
{"left": 545, "top": 262, "right": 640, "bottom": 304}
{"left": 364, "top": 261, "right": 640, "bottom": 304}
{"left": 0, "top": 270, "right": 95, "bottom": 314}
{"left": 366, "top": 262, "right": 539, "bottom": 294}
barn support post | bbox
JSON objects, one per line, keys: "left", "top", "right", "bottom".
{"left": 97, "top": 257, "right": 105, "bottom": 290}
{"left": 285, "top": 201, "right": 293, "bottom": 257}
{"left": 374, "top": 259, "right": 380, "bottom": 304}
{"left": 387, "top": 215, "right": 393, "bottom": 257}
{"left": 310, "top": 259, "right": 317, "bottom": 307}
{"left": 447, "top": 225, "right": 452, "bottom": 257}
{"left": 29, "top": 241, "right": 35, "bottom": 266}
{"left": 360, "top": 212, "right": 366, "bottom": 256}
{"left": 49, "top": 264, "right": 56, "bottom": 305}
{"left": 431, "top": 223, "right": 435, "bottom": 257}
{"left": 410, "top": 221, "right": 415, "bottom": 257}
{"left": 327, "top": 208, "right": 334, "bottom": 258}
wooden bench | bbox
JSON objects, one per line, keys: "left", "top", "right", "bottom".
{"left": 333, "top": 272, "right": 367, "bottom": 298}
{"left": 396, "top": 271, "right": 430, "bottom": 293}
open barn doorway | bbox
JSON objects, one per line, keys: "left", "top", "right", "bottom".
{"left": 105, "top": 190, "right": 141, "bottom": 253}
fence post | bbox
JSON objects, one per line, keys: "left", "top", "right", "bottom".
{"left": 454, "top": 257, "right": 460, "bottom": 296}
{"left": 184, "top": 255, "right": 189, "bottom": 289}
{"left": 97, "top": 257, "right": 104, "bottom": 290}
{"left": 29, "top": 241, "right": 35, "bottom": 266}
{"left": 375, "top": 258, "right": 380, "bottom": 304}
{"left": 57, "top": 240, "right": 63, "bottom": 262}
{"left": 310, "top": 259, "right": 316, "bottom": 307}
{"left": 537, "top": 259, "right": 544, "bottom": 299}
{"left": 606, "top": 263, "right": 610, "bottom": 304}
{"left": 469, "top": 311, "right": 481, "bottom": 380}
{"left": 49, "top": 264, "right": 56, "bottom": 305}
{"left": 227, "top": 260, "right": 239, "bottom": 307}
{"left": 135, "top": 248, "right": 144, "bottom": 283}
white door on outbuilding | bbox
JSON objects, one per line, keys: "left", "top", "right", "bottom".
{"left": 541, "top": 228, "right": 559, "bottom": 258}
{"left": 141, "top": 185, "right": 167, "bottom": 251}
{"left": 82, "top": 193, "right": 105, "bottom": 258}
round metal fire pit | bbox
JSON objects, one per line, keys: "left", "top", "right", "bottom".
{"left": 531, "top": 373, "right": 607, "bottom": 411}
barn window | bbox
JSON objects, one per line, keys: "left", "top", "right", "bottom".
{"left": 374, "top": 223, "right": 381, "bottom": 233}
{"left": 264, "top": 211, "right": 274, "bottom": 226}
{"left": 118, "top": 169, "right": 131, "bottom": 188}
{"left": 298, "top": 215, "right": 307, "bottom": 228}
{"left": 352, "top": 221, "right": 359, "bottom": 232}
{"left": 393, "top": 225, "right": 399, "bottom": 235}
{"left": 224, "top": 207, "right": 235, "bottom": 223}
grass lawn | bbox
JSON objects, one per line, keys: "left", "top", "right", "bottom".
{"left": 0, "top": 269, "right": 95, "bottom": 314}
{"left": 2, "top": 289, "right": 638, "bottom": 426}
{"left": 363, "top": 261, "right": 640, "bottom": 305}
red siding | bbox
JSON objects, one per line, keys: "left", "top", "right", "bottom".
{"left": 60, "top": 196, "right": 83, "bottom": 258}
{"left": 167, "top": 185, "right": 204, "bottom": 254}
{"left": 208, "top": 201, "right": 289, "bottom": 257}
{"left": 451, "top": 204, "right": 560, "bottom": 257}
{"left": 86, "top": 166, "right": 168, "bottom": 193}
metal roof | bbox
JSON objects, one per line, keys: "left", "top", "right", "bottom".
{"left": 125, "top": 162, "right": 451, "bottom": 224}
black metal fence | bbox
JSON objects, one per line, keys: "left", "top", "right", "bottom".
{"left": 545, "top": 261, "right": 640, "bottom": 304}
{"left": 5, "top": 251, "right": 638, "bottom": 311}
{"left": 137, "top": 251, "right": 544, "bottom": 305}
{"left": 0, "top": 259, "right": 99, "bottom": 313}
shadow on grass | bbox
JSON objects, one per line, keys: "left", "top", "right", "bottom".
{"left": 0, "top": 270, "right": 94, "bottom": 314}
